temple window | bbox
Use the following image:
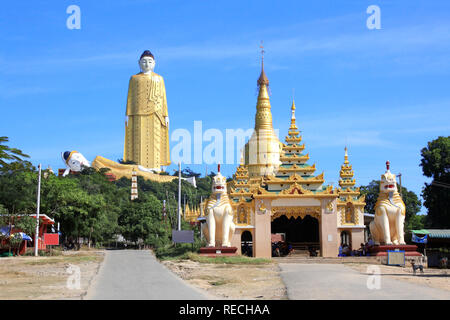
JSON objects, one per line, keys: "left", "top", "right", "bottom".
{"left": 237, "top": 205, "right": 249, "bottom": 224}
{"left": 345, "top": 203, "right": 355, "bottom": 224}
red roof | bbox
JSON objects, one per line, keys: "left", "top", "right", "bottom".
{"left": 29, "top": 214, "right": 55, "bottom": 225}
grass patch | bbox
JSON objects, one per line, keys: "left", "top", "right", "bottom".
{"left": 187, "top": 253, "right": 272, "bottom": 265}
{"left": 155, "top": 243, "right": 271, "bottom": 265}
{"left": 23, "top": 255, "right": 100, "bottom": 265}
{"left": 155, "top": 243, "right": 200, "bottom": 261}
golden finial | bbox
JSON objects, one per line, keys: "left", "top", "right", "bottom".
{"left": 257, "top": 41, "right": 269, "bottom": 86}
{"left": 260, "top": 40, "right": 265, "bottom": 65}
{"left": 290, "top": 98, "right": 297, "bottom": 129}
{"left": 344, "top": 146, "right": 349, "bottom": 164}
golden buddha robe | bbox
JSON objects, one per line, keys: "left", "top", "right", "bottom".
{"left": 123, "top": 72, "right": 171, "bottom": 169}
{"left": 92, "top": 156, "right": 176, "bottom": 182}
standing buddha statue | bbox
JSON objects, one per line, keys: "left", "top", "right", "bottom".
{"left": 123, "top": 50, "right": 171, "bottom": 170}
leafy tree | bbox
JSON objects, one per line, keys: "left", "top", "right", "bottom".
{"left": 420, "top": 136, "right": 450, "bottom": 228}
{"left": 0, "top": 137, "right": 30, "bottom": 167}
{"left": 0, "top": 155, "right": 207, "bottom": 251}
{"left": 39, "top": 169, "right": 124, "bottom": 245}
{"left": 360, "top": 180, "right": 423, "bottom": 231}
{"left": 0, "top": 204, "right": 10, "bottom": 241}
{"left": 0, "top": 160, "right": 35, "bottom": 174}
{"left": 14, "top": 215, "right": 37, "bottom": 236}
{"left": 118, "top": 194, "right": 165, "bottom": 245}
{"left": 0, "top": 170, "right": 37, "bottom": 215}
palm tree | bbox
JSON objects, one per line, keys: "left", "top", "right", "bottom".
{"left": 0, "top": 136, "right": 30, "bottom": 167}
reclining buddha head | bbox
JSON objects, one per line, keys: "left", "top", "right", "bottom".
{"left": 212, "top": 164, "right": 227, "bottom": 195}
{"left": 380, "top": 160, "right": 397, "bottom": 194}
{"left": 62, "top": 150, "right": 90, "bottom": 172}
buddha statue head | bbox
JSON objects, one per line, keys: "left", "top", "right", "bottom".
{"left": 139, "top": 50, "right": 155, "bottom": 74}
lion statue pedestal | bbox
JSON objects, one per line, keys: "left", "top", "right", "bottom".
{"left": 199, "top": 167, "right": 237, "bottom": 256}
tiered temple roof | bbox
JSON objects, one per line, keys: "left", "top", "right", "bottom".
{"left": 337, "top": 147, "right": 366, "bottom": 204}
{"left": 230, "top": 99, "right": 336, "bottom": 200}
{"left": 258, "top": 100, "right": 332, "bottom": 196}
{"left": 229, "top": 159, "right": 253, "bottom": 203}
{"left": 336, "top": 147, "right": 366, "bottom": 225}
{"left": 182, "top": 204, "right": 202, "bottom": 223}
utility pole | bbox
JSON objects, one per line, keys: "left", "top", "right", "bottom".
{"left": 178, "top": 162, "right": 182, "bottom": 231}
{"left": 34, "top": 164, "right": 42, "bottom": 257}
{"left": 200, "top": 195, "right": 203, "bottom": 240}
{"left": 163, "top": 200, "right": 166, "bottom": 223}
{"left": 397, "top": 173, "right": 402, "bottom": 199}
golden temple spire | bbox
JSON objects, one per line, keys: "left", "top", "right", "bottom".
{"left": 339, "top": 146, "right": 355, "bottom": 188}
{"left": 244, "top": 44, "right": 281, "bottom": 178}
{"left": 290, "top": 99, "right": 297, "bottom": 130}
{"left": 344, "top": 146, "right": 349, "bottom": 164}
{"left": 257, "top": 41, "right": 269, "bottom": 87}
{"left": 254, "top": 42, "right": 272, "bottom": 131}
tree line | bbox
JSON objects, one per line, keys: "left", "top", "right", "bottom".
{"left": 0, "top": 135, "right": 449, "bottom": 252}
{"left": 0, "top": 137, "right": 212, "bottom": 250}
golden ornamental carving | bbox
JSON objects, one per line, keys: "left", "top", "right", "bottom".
{"left": 280, "top": 153, "right": 310, "bottom": 163}
{"left": 339, "top": 208, "right": 345, "bottom": 225}
{"left": 280, "top": 182, "right": 313, "bottom": 195}
{"left": 285, "top": 136, "right": 302, "bottom": 144}
{"left": 311, "top": 172, "right": 324, "bottom": 181}
{"left": 324, "top": 185, "right": 335, "bottom": 194}
{"left": 255, "top": 185, "right": 270, "bottom": 195}
{"left": 258, "top": 202, "right": 268, "bottom": 215}
{"left": 235, "top": 204, "right": 251, "bottom": 225}
{"left": 287, "top": 173, "right": 303, "bottom": 182}
{"left": 284, "top": 144, "right": 305, "bottom": 151}
{"left": 339, "top": 202, "right": 360, "bottom": 225}
{"left": 271, "top": 206, "right": 321, "bottom": 221}
{"left": 326, "top": 200, "right": 334, "bottom": 212}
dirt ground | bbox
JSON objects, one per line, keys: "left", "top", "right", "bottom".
{"left": 164, "top": 258, "right": 449, "bottom": 300}
{"left": 0, "top": 250, "right": 104, "bottom": 300}
{"left": 346, "top": 263, "right": 450, "bottom": 292}
{"left": 2, "top": 250, "right": 448, "bottom": 300}
{"left": 163, "top": 259, "right": 287, "bottom": 300}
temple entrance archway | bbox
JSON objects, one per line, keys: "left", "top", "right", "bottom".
{"left": 241, "top": 230, "right": 253, "bottom": 257}
{"left": 271, "top": 215, "right": 320, "bottom": 255}
{"left": 340, "top": 231, "right": 351, "bottom": 249}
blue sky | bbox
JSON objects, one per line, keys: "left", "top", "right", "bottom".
{"left": 1, "top": 1, "right": 449, "bottom": 214}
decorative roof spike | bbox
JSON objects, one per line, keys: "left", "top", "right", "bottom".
{"left": 290, "top": 99, "right": 297, "bottom": 130}
{"left": 257, "top": 41, "right": 269, "bottom": 87}
{"left": 338, "top": 146, "right": 355, "bottom": 188}
{"left": 344, "top": 146, "right": 349, "bottom": 164}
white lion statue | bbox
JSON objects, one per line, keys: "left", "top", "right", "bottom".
{"left": 202, "top": 167, "right": 235, "bottom": 247}
{"left": 369, "top": 161, "right": 406, "bottom": 245}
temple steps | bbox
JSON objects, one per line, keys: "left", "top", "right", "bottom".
{"left": 273, "top": 256, "right": 381, "bottom": 264}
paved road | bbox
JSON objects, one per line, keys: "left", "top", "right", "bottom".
{"left": 279, "top": 263, "right": 450, "bottom": 300}
{"left": 86, "top": 250, "right": 207, "bottom": 300}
